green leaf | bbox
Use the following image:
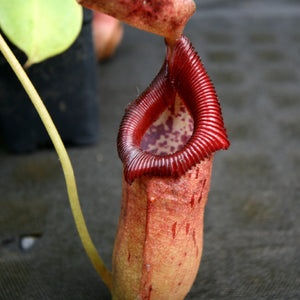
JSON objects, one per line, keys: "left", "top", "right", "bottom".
{"left": 0, "top": 0, "right": 83, "bottom": 66}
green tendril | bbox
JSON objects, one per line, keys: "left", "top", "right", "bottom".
{"left": 0, "top": 33, "right": 112, "bottom": 291}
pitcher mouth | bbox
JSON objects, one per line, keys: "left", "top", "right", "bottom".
{"left": 117, "top": 35, "right": 230, "bottom": 184}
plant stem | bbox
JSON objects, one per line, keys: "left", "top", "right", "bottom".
{"left": 0, "top": 33, "right": 112, "bottom": 291}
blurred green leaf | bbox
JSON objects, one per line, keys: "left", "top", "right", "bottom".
{"left": 0, "top": 0, "right": 83, "bottom": 66}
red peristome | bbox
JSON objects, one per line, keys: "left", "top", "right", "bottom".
{"left": 117, "top": 35, "right": 230, "bottom": 184}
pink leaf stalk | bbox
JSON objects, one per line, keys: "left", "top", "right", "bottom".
{"left": 113, "top": 36, "right": 230, "bottom": 299}
{"left": 92, "top": 11, "right": 124, "bottom": 60}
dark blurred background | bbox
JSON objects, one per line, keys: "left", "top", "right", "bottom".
{"left": 0, "top": 0, "right": 299, "bottom": 298}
